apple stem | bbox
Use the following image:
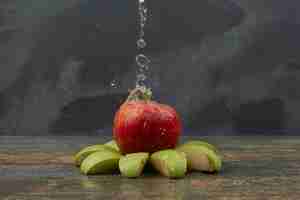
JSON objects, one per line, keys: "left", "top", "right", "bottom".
{"left": 126, "top": 86, "right": 152, "bottom": 102}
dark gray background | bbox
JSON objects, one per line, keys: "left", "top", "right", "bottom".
{"left": 0, "top": 0, "right": 300, "bottom": 135}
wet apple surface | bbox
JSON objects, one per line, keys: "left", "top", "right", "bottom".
{"left": 113, "top": 87, "right": 182, "bottom": 154}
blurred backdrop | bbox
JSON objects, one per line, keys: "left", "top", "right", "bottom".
{"left": 0, "top": 0, "right": 300, "bottom": 135}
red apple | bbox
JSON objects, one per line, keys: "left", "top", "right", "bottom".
{"left": 113, "top": 87, "right": 182, "bottom": 154}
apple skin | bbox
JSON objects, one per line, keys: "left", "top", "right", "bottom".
{"left": 113, "top": 100, "right": 182, "bottom": 154}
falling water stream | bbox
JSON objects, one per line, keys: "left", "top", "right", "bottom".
{"left": 135, "top": 0, "right": 150, "bottom": 89}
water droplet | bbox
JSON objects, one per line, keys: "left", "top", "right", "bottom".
{"left": 141, "top": 16, "right": 147, "bottom": 22}
{"left": 110, "top": 80, "right": 118, "bottom": 88}
{"left": 137, "top": 39, "right": 146, "bottom": 49}
{"left": 137, "top": 74, "right": 146, "bottom": 81}
{"left": 136, "top": 54, "right": 150, "bottom": 68}
{"left": 140, "top": 30, "right": 145, "bottom": 38}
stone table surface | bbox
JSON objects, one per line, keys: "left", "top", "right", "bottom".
{"left": 0, "top": 135, "right": 299, "bottom": 200}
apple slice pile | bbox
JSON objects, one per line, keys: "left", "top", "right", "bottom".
{"left": 74, "top": 140, "right": 222, "bottom": 178}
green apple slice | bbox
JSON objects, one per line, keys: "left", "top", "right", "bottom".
{"left": 180, "top": 140, "right": 219, "bottom": 153}
{"left": 74, "top": 145, "right": 117, "bottom": 166}
{"left": 177, "top": 144, "right": 222, "bottom": 172}
{"left": 80, "top": 151, "right": 121, "bottom": 175}
{"left": 104, "top": 140, "right": 120, "bottom": 152}
{"left": 119, "top": 152, "right": 149, "bottom": 178}
{"left": 150, "top": 149, "right": 187, "bottom": 178}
